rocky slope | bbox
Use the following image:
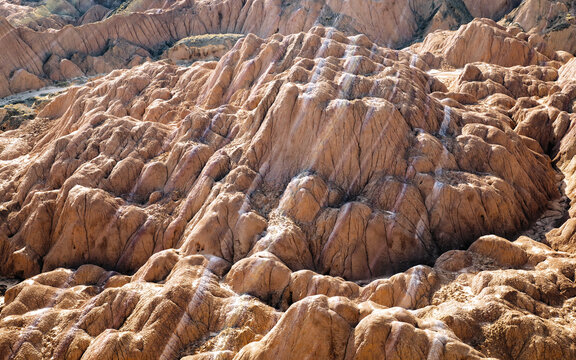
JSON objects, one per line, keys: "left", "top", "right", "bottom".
{"left": 0, "top": 0, "right": 121, "bottom": 30}
{"left": 1, "top": 1, "right": 576, "bottom": 360}
{"left": 501, "top": 0, "right": 576, "bottom": 54}
{"left": 3, "top": 0, "right": 575, "bottom": 98}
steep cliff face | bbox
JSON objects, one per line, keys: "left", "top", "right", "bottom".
{"left": 1, "top": 1, "right": 576, "bottom": 360}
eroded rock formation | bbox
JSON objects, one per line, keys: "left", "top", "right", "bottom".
{"left": 2, "top": 0, "right": 574, "bottom": 98}
{"left": 1, "top": 1, "right": 576, "bottom": 360}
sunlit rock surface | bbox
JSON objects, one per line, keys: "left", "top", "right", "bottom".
{"left": 1, "top": 1, "right": 576, "bottom": 360}
{"left": 1, "top": 0, "right": 575, "bottom": 98}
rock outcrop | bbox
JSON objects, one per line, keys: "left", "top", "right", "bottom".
{"left": 0, "top": 25, "right": 561, "bottom": 281}
{"left": 3, "top": 0, "right": 575, "bottom": 98}
{"left": 415, "top": 18, "right": 552, "bottom": 68}
{"left": 1, "top": 1, "right": 576, "bottom": 360}
{"left": 501, "top": 0, "right": 576, "bottom": 54}
{"left": 162, "top": 34, "right": 246, "bottom": 63}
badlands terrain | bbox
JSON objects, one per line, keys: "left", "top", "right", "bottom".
{"left": 1, "top": 0, "right": 576, "bottom": 359}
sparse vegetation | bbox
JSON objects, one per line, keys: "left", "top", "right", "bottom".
{"left": 0, "top": 104, "right": 36, "bottom": 131}
{"left": 174, "top": 33, "right": 245, "bottom": 48}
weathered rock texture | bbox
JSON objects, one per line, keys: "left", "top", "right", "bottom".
{"left": 501, "top": 0, "right": 576, "bottom": 54}
{"left": 2, "top": 0, "right": 575, "bottom": 98}
{"left": 1, "top": 2, "right": 576, "bottom": 360}
{"left": 0, "top": 0, "right": 122, "bottom": 30}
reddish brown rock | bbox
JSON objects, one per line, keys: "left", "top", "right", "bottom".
{"left": 416, "top": 19, "right": 548, "bottom": 68}
{"left": 2, "top": 0, "right": 570, "bottom": 98}
{"left": 1, "top": 27, "right": 559, "bottom": 284}
{"left": 59, "top": 59, "right": 84, "bottom": 79}
{"left": 468, "top": 235, "right": 529, "bottom": 268}
{"left": 502, "top": 0, "right": 576, "bottom": 53}
{"left": 9, "top": 69, "right": 46, "bottom": 93}
{"left": 1, "top": 2, "right": 576, "bottom": 360}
